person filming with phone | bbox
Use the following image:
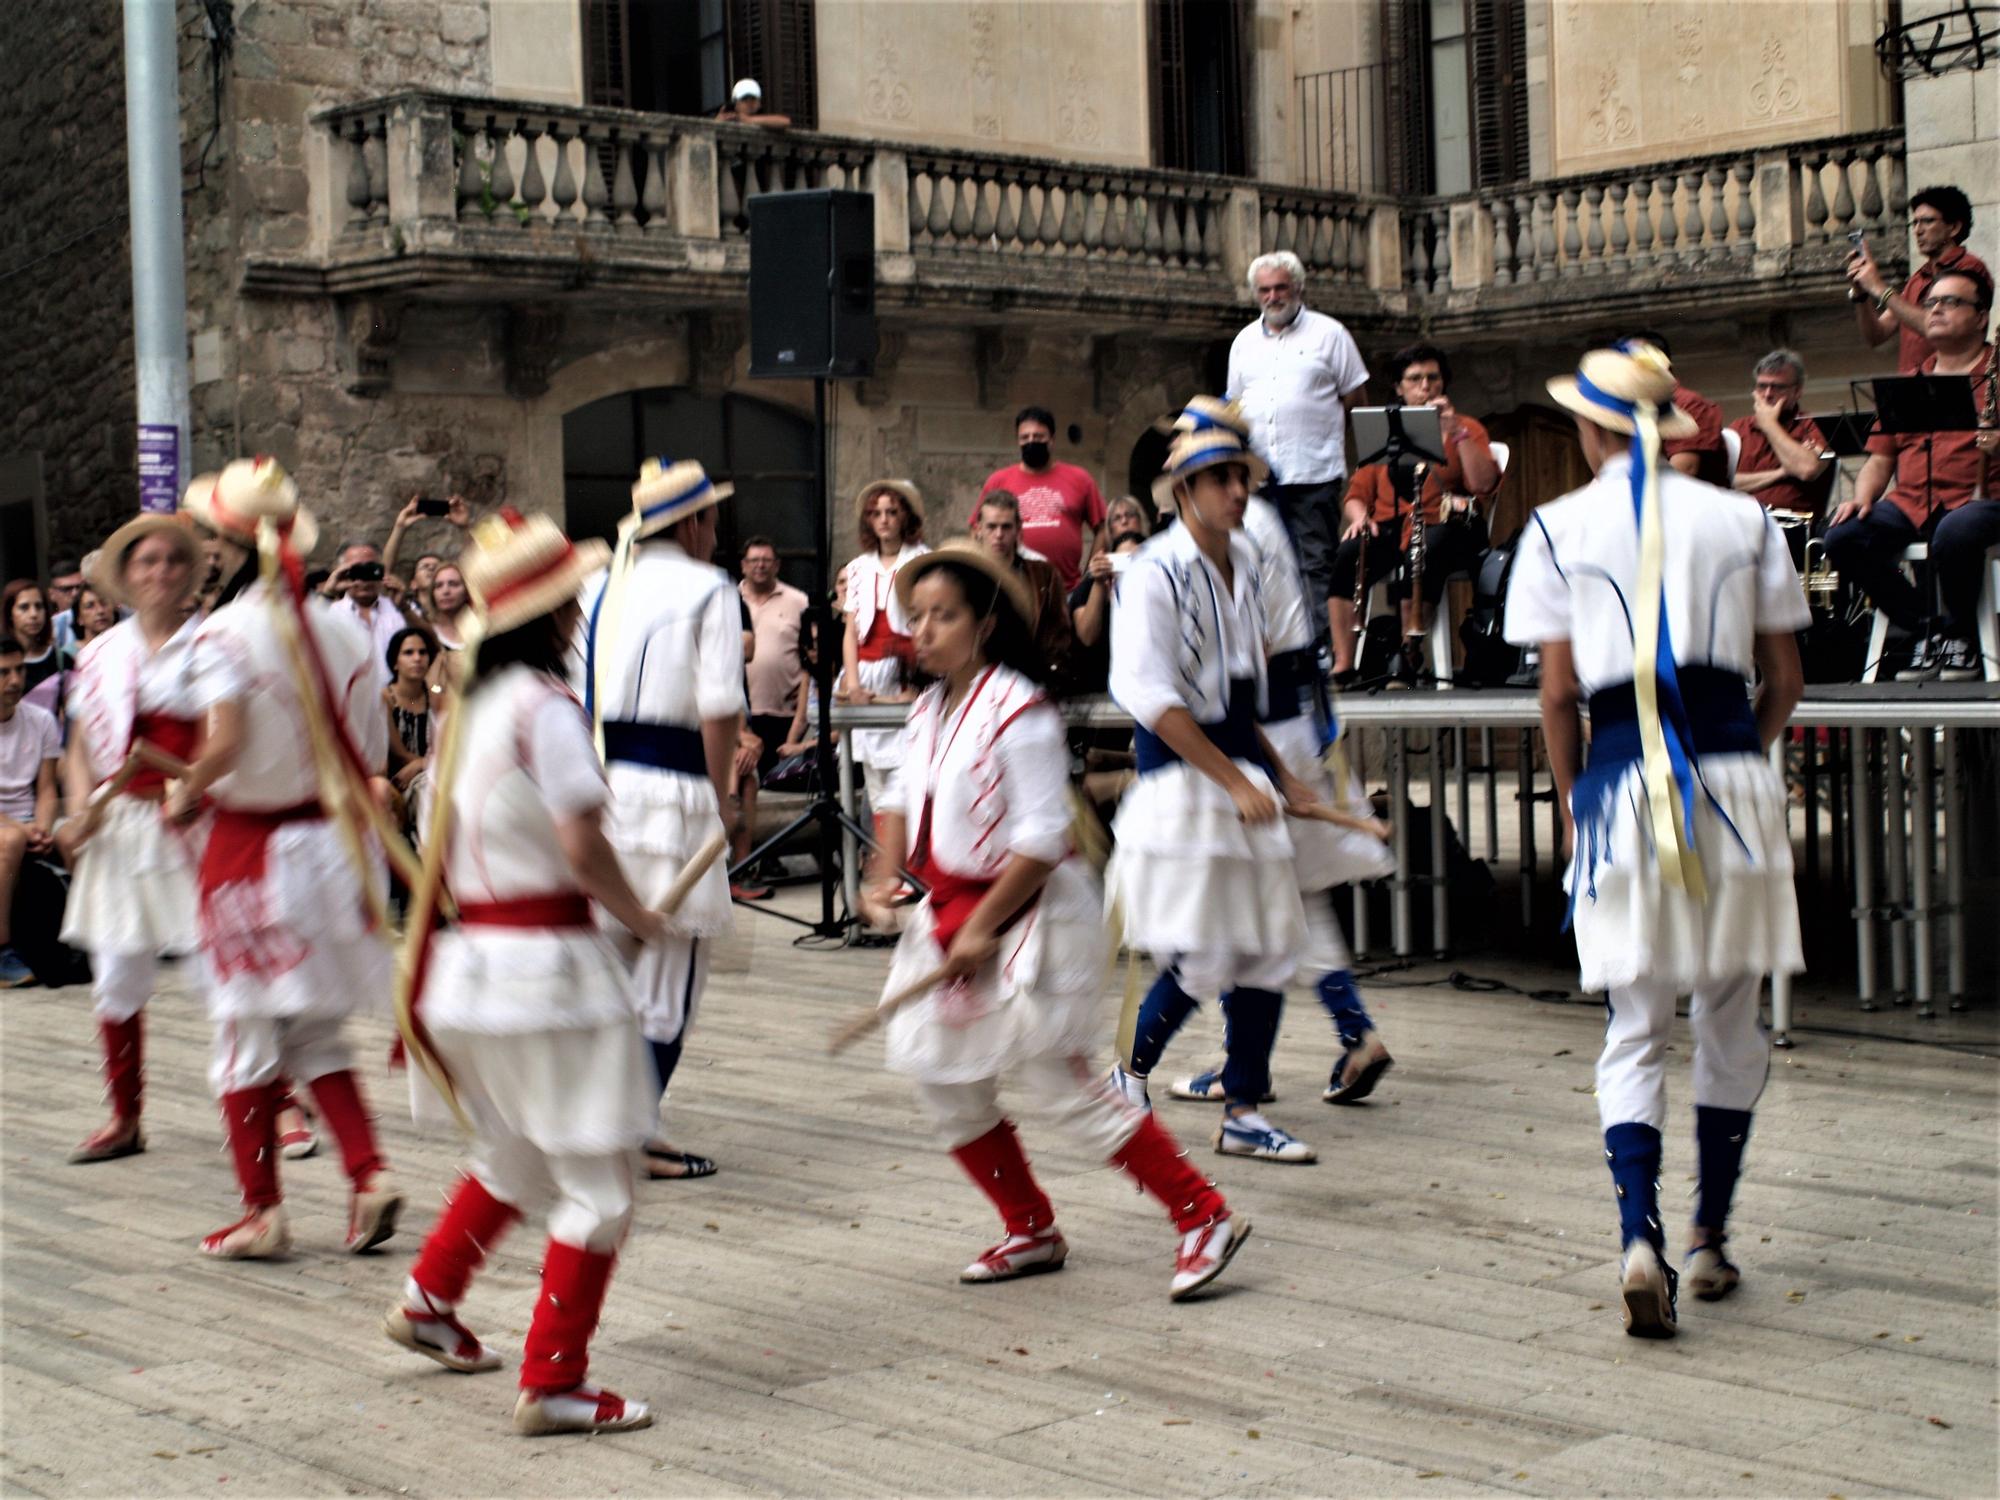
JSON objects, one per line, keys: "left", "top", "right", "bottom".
{"left": 1847, "top": 185, "right": 1988, "bottom": 373}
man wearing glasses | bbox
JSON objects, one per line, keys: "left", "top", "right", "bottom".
{"left": 1846, "top": 185, "right": 1989, "bottom": 373}
{"left": 1826, "top": 267, "right": 2000, "bottom": 681}
{"left": 1726, "top": 351, "right": 1833, "bottom": 515}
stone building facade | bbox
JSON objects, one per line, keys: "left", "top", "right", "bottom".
{"left": 1, "top": 0, "right": 1990, "bottom": 583}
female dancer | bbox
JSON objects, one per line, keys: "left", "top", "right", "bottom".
{"left": 58, "top": 512, "right": 207, "bottom": 1163}
{"left": 172, "top": 458, "right": 402, "bottom": 1260}
{"left": 388, "top": 509, "right": 659, "bottom": 1435}
{"left": 839, "top": 480, "right": 929, "bottom": 826}
{"left": 860, "top": 543, "right": 1247, "bottom": 1299}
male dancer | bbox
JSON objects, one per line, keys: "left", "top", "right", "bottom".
{"left": 1103, "top": 406, "right": 1318, "bottom": 1163}
{"left": 1507, "top": 342, "right": 1807, "bottom": 1336}
{"left": 1155, "top": 401, "right": 1400, "bottom": 1109}
{"left": 579, "top": 460, "right": 741, "bottom": 1180}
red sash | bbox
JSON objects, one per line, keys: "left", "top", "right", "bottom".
{"left": 856, "top": 610, "right": 914, "bottom": 665}
{"left": 127, "top": 713, "right": 201, "bottom": 795}
{"left": 456, "top": 893, "right": 593, "bottom": 929}
{"left": 908, "top": 800, "right": 1035, "bottom": 952}
{"left": 199, "top": 801, "right": 324, "bottom": 896}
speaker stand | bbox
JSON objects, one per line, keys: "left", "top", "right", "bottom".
{"left": 728, "top": 375, "right": 920, "bottom": 943}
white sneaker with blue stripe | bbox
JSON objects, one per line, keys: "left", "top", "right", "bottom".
{"left": 1107, "top": 1065, "right": 1151, "bottom": 1112}
{"left": 1213, "top": 1111, "right": 1317, "bottom": 1163}
{"left": 1169, "top": 1068, "right": 1275, "bottom": 1103}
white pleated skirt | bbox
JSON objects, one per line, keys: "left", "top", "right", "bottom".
{"left": 416, "top": 1020, "right": 659, "bottom": 1157}
{"left": 1263, "top": 715, "right": 1397, "bottom": 893}
{"left": 603, "top": 764, "right": 733, "bottom": 938}
{"left": 60, "top": 798, "right": 203, "bottom": 955}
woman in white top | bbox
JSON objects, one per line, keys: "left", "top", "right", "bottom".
{"left": 860, "top": 543, "right": 1248, "bottom": 1302}
{"left": 388, "top": 509, "right": 661, "bottom": 1436}
{"left": 1506, "top": 341, "right": 1807, "bottom": 1338}
{"left": 839, "top": 479, "right": 930, "bottom": 819}
{"left": 57, "top": 511, "right": 208, "bottom": 1163}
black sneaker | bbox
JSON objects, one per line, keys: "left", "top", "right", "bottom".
{"left": 1894, "top": 634, "right": 1941, "bottom": 681}
{"left": 1937, "top": 637, "right": 1982, "bottom": 682}
{"left": 1385, "top": 636, "right": 1424, "bottom": 690}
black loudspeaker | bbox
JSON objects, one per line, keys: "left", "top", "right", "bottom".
{"left": 748, "top": 189, "right": 877, "bottom": 379}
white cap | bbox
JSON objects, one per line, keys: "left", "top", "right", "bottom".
{"left": 731, "top": 78, "right": 761, "bottom": 102}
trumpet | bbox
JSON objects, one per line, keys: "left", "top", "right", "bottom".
{"left": 1801, "top": 537, "right": 1840, "bottom": 608}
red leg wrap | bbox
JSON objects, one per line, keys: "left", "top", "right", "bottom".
{"left": 519, "top": 1239, "right": 617, "bottom": 1394}
{"left": 411, "top": 1175, "right": 522, "bottom": 1305}
{"left": 100, "top": 1016, "right": 144, "bottom": 1122}
{"left": 218, "top": 1084, "right": 283, "bottom": 1208}
{"left": 949, "top": 1119, "right": 1056, "bottom": 1237}
{"left": 1109, "top": 1113, "right": 1228, "bottom": 1233}
{"left": 305, "top": 1070, "right": 385, "bottom": 1189}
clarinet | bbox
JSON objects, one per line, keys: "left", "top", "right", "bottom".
{"left": 1406, "top": 460, "right": 1429, "bottom": 619}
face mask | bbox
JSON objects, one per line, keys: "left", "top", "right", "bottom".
{"left": 1020, "top": 441, "right": 1051, "bottom": 469}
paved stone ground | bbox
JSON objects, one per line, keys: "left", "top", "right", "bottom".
{"left": 3, "top": 896, "right": 1995, "bottom": 1499}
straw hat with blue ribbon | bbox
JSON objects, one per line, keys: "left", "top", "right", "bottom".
{"left": 1547, "top": 339, "right": 1709, "bottom": 900}
{"left": 1151, "top": 398, "right": 1268, "bottom": 511}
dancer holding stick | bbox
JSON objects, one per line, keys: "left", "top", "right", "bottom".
{"left": 855, "top": 542, "right": 1248, "bottom": 1299}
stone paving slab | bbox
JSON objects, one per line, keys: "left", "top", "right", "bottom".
{"left": 3, "top": 913, "right": 1995, "bottom": 1498}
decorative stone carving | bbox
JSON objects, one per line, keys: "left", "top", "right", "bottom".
{"left": 687, "top": 309, "right": 744, "bottom": 392}
{"left": 340, "top": 296, "right": 403, "bottom": 396}
{"left": 974, "top": 327, "right": 1029, "bottom": 409}
{"left": 864, "top": 32, "right": 913, "bottom": 124}
{"left": 1586, "top": 67, "right": 1636, "bottom": 147}
{"left": 504, "top": 304, "right": 563, "bottom": 397}
{"left": 1056, "top": 61, "right": 1101, "bottom": 148}
{"left": 1750, "top": 36, "right": 1804, "bottom": 121}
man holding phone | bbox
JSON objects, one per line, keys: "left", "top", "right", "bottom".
{"left": 1847, "top": 185, "right": 1988, "bottom": 373}
{"left": 326, "top": 539, "right": 412, "bottom": 689}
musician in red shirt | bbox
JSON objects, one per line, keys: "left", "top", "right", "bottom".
{"left": 1328, "top": 344, "right": 1499, "bottom": 681}
{"left": 1826, "top": 267, "right": 2000, "bottom": 681}
{"left": 1727, "top": 351, "right": 1834, "bottom": 515}
{"left": 1847, "top": 185, "right": 1991, "bottom": 373}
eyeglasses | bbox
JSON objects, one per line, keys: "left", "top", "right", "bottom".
{"left": 1919, "top": 294, "right": 1978, "bottom": 312}
{"left": 1910, "top": 215, "right": 1946, "bottom": 229}
{"left": 1752, "top": 380, "right": 1798, "bottom": 392}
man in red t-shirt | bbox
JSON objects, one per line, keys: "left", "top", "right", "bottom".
{"left": 1328, "top": 344, "right": 1499, "bottom": 680}
{"left": 1847, "top": 184, "right": 1991, "bottom": 373}
{"left": 972, "top": 406, "right": 1106, "bottom": 591}
{"left": 1618, "top": 331, "right": 1728, "bottom": 486}
{"left": 1727, "top": 350, "right": 1833, "bottom": 515}
{"left": 1826, "top": 267, "right": 2000, "bottom": 680}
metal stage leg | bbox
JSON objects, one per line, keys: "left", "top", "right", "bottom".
{"left": 1518, "top": 730, "right": 1536, "bottom": 931}
{"left": 1391, "top": 731, "right": 1413, "bottom": 957}
{"left": 1828, "top": 727, "right": 1845, "bottom": 893}
{"left": 1353, "top": 728, "right": 1372, "bottom": 956}
{"left": 1768, "top": 738, "right": 1793, "bottom": 1048}
{"left": 1431, "top": 730, "right": 1450, "bottom": 956}
{"left": 1852, "top": 728, "right": 1878, "bottom": 1011}
{"left": 1911, "top": 730, "right": 1935, "bottom": 1019}
{"left": 1884, "top": 728, "right": 1909, "bottom": 1006}
{"left": 1454, "top": 727, "right": 1470, "bottom": 865}
{"left": 1481, "top": 727, "right": 1498, "bottom": 862}
{"left": 1943, "top": 728, "right": 1968, "bottom": 1011}
{"left": 838, "top": 730, "right": 860, "bottom": 924}
{"left": 1803, "top": 727, "right": 1820, "bottom": 886}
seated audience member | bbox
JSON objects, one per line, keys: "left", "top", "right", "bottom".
{"left": 71, "top": 584, "right": 118, "bottom": 648}
{"left": 1825, "top": 265, "right": 2000, "bottom": 682}
{"left": 0, "top": 635, "right": 79, "bottom": 988}
{"left": 1728, "top": 350, "right": 1834, "bottom": 514}
{"left": 4, "top": 580, "right": 74, "bottom": 720}
{"left": 974, "top": 490, "right": 1073, "bottom": 685}
{"left": 47, "top": 561, "right": 84, "bottom": 653}
{"left": 1329, "top": 343, "right": 1499, "bottom": 680}
{"left": 383, "top": 626, "right": 442, "bottom": 835}
{"left": 717, "top": 78, "right": 791, "bottom": 128}
{"left": 1627, "top": 330, "right": 1726, "bottom": 485}
{"left": 1066, "top": 495, "right": 1153, "bottom": 694}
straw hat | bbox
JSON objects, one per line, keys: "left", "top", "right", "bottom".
{"left": 89, "top": 511, "right": 202, "bottom": 609}
{"left": 181, "top": 457, "right": 320, "bottom": 556}
{"left": 1150, "top": 401, "right": 1270, "bottom": 511}
{"left": 630, "top": 458, "right": 733, "bottom": 542}
{"left": 893, "top": 538, "right": 1036, "bottom": 630}
{"left": 459, "top": 507, "right": 610, "bottom": 636}
{"left": 854, "top": 477, "right": 926, "bottom": 530}
{"left": 1546, "top": 341, "right": 1698, "bottom": 440}
{"left": 1157, "top": 394, "right": 1252, "bottom": 442}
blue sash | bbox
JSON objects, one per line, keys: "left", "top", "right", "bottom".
{"left": 601, "top": 720, "right": 706, "bottom": 775}
{"left": 1135, "top": 678, "right": 1268, "bottom": 775}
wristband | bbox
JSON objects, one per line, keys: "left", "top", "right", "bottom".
{"left": 1874, "top": 288, "right": 1893, "bottom": 313}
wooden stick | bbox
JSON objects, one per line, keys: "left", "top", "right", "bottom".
{"left": 826, "top": 964, "right": 953, "bottom": 1056}
{"left": 1286, "top": 800, "right": 1392, "bottom": 842}
{"left": 660, "top": 830, "right": 729, "bottom": 916}
{"left": 129, "top": 739, "right": 192, "bottom": 781}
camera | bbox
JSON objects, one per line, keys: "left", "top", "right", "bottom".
{"left": 345, "top": 561, "right": 386, "bottom": 583}
{"left": 415, "top": 497, "right": 450, "bottom": 518}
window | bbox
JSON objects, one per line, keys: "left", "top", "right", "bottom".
{"left": 1151, "top": 0, "right": 1250, "bottom": 176}
{"left": 582, "top": 0, "right": 814, "bottom": 126}
{"left": 1382, "top": 0, "right": 1529, "bottom": 194}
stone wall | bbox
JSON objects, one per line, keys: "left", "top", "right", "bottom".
{"left": 0, "top": 0, "right": 136, "bottom": 568}
{"left": 1901, "top": 59, "right": 2000, "bottom": 306}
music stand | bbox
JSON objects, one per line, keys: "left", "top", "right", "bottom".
{"left": 1352, "top": 404, "right": 1449, "bottom": 471}
{"left": 1870, "top": 375, "right": 1981, "bottom": 434}
{"left": 1809, "top": 410, "right": 1878, "bottom": 457}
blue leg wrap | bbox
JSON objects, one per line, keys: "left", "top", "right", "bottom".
{"left": 1604, "top": 1121, "right": 1665, "bottom": 1253}
{"left": 1693, "top": 1105, "right": 1754, "bottom": 1234}
{"left": 1128, "top": 970, "right": 1199, "bottom": 1076}
{"left": 1219, "top": 988, "right": 1282, "bottom": 1107}
{"left": 1315, "top": 969, "right": 1373, "bottom": 1051}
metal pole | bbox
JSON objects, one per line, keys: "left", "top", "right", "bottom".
{"left": 838, "top": 726, "right": 860, "bottom": 925}
{"left": 1352, "top": 727, "right": 1371, "bottom": 955}
{"left": 1431, "top": 729, "right": 1450, "bottom": 955}
{"left": 1454, "top": 726, "right": 1470, "bottom": 854}
{"left": 1803, "top": 727, "right": 1820, "bottom": 886}
{"left": 1910, "top": 729, "right": 1935, "bottom": 1018}
{"left": 1481, "top": 726, "right": 1498, "bottom": 861}
{"left": 1391, "top": 732, "right": 1412, "bottom": 956}
{"left": 1518, "top": 729, "right": 1536, "bottom": 930}
{"left": 1767, "top": 738, "right": 1792, "bottom": 1048}
{"left": 1851, "top": 729, "right": 1877, "bottom": 1010}
{"left": 124, "top": 0, "right": 191, "bottom": 513}
{"left": 1884, "top": 728, "right": 1909, "bottom": 1005}
{"left": 1942, "top": 728, "right": 1967, "bottom": 1010}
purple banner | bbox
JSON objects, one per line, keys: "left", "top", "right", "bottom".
{"left": 137, "top": 424, "right": 181, "bottom": 514}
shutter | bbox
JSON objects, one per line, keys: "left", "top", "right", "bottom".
{"left": 729, "top": 0, "right": 817, "bottom": 130}
{"left": 1152, "top": 0, "right": 1190, "bottom": 171}
{"left": 1380, "top": 0, "right": 1432, "bottom": 195}
{"left": 1469, "top": 0, "right": 1528, "bottom": 188}
{"left": 582, "top": 0, "right": 631, "bottom": 109}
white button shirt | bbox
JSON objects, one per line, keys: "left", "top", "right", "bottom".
{"left": 1226, "top": 307, "right": 1370, "bottom": 485}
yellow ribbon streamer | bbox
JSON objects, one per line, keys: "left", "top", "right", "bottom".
{"left": 588, "top": 516, "right": 641, "bottom": 760}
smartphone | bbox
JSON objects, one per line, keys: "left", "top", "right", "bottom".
{"left": 1108, "top": 552, "right": 1134, "bottom": 577}
{"left": 415, "top": 496, "right": 450, "bottom": 517}
{"left": 1847, "top": 228, "right": 1867, "bottom": 253}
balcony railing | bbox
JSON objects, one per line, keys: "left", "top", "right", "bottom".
{"left": 283, "top": 92, "right": 1905, "bottom": 339}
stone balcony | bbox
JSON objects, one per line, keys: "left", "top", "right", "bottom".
{"left": 249, "top": 91, "right": 1906, "bottom": 358}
